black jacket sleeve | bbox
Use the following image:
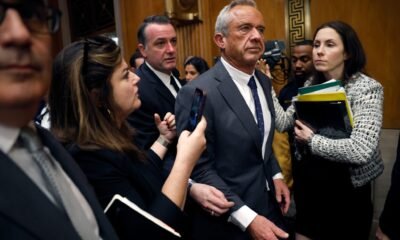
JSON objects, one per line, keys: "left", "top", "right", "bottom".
{"left": 67, "top": 146, "right": 185, "bottom": 239}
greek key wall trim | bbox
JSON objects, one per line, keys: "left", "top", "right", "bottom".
{"left": 285, "top": 0, "right": 311, "bottom": 53}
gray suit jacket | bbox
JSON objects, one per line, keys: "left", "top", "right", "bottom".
{"left": 0, "top": 125, "right": 118, "bottom": 240}
{"left": 175, "top": 61, "right": 283, "bottom": 239}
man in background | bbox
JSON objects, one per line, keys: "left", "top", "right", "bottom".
{"left": 0, "top": 0, "right": 118, "bottom": 239}
{"left": 273, "top": 40, "right": 314, "bottom": 187}
{"left": 128, "top": 15, "right": 233, "bottom": 218}
{"left": 271, "top": 40, "right": 314, "bottom": 238}
{"left": 278, "top": 40, "right": 314, "bottom": 109}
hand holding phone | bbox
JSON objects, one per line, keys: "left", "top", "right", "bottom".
{"left": 187, "top": 88, "right": 206, "bottom": 131}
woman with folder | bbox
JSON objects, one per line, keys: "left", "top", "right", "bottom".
{"left": 48, "top": 36, "right": 206, "bottom": 239}
{"left": 272, "top": 21, "right": 384, "bottom": 239}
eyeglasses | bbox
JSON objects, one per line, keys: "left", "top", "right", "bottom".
{"left": 0, "top": 2, "right": 61, "bottom": 34}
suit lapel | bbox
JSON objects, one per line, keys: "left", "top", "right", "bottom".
{"left": 140, "top": 63, "right": 175, "bottom": 106}
{"left": 0, "top": 150, "right": 80, "bottom": 240}
{"left": 215, "top": 63, "right": 263, "bottom": 150}
{"left": 36, "top": 126, "right": 118, "bottom": 240}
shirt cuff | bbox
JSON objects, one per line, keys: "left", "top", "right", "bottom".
{"left": 273, "top": 172, "right": 284, "bottom": 180}
{"left": 227, "top": 205, "right": 257, "bottom": 231}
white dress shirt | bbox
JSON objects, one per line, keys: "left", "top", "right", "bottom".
{"left": 145, "top": 62, "right": 181, "bottom": 97}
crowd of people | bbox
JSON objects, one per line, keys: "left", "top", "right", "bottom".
{"left": 0, "top": 0, "right": 397, "bottom": 240}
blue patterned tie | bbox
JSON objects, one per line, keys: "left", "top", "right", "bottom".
{"left": 248, "top": 76, "right": 264, "bottom": 141}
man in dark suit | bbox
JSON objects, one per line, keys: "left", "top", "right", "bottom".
{"left": 128, "top": 15, "right": 234, "bottom": 216}
{"left": 127, "top": 15, "right": 181, "bottom": 152}
{"left": 175, "top": 1, "right": 290, "bottom": 239}
{"left": 0, "top": 1, "right": 118, "bottom": 239}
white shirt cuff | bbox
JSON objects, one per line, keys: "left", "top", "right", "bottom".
{"left": 273, "top": 172, "right": 284, "bottom": 180}
{"left": 227, "top": 205, "right": 257, "bottom": 231}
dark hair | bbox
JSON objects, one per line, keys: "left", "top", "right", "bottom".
{"left": 49, "top": 35, "right": 143, "bottom": 159}
{"left": 129, "top": 48, "right": 143, "bottom": 68}
{"left": 312, "top": 21, "right": 366, "bottom": 84}
{"left": 184, "top": 56, "right": 209, "bottom": 74}
{"left": 137, "top": 15, "right": 172, "bottom": 46}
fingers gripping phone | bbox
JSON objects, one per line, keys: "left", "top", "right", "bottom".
{"left": 187, "top": 88, "right": 206, "bottom": 131}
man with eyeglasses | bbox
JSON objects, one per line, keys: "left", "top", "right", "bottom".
{"left": 0, "top": 1, "right": 118, "bottom": 239}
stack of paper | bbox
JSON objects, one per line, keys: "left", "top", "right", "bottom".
{"left": 297, "top": 79, "right": 342, "bottom": 95}
{"left": 293, "top": 79, "right": 353, "bottom": 138}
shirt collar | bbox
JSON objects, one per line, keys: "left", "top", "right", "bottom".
{"left": 220, "top": 57, "right": 255, "bottom": 85}
{"left": 0, "top": 123, "right": 21, "bottom": 154}
{"left": 145, "top": 61, "right": 173, "bottom": 85}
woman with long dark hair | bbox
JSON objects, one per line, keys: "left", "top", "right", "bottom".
{"left": 273, "top": 21, "right": 384, "bottom": 239}
{"left": 49, "top": 36, "right": 206, "bottom": 239}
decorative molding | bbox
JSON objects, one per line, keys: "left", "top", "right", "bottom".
{"left": 165, "top": 0, "right": 201, "bottom": 25}
{"left": 285, "top": 0, "right": 311, "bottom": 54}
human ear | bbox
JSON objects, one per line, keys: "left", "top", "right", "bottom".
{"left": 214, "top": 33, "right": 226, "bottom": 49}
{"left": 138, "top": 43, "right": 147, "bottom": 58}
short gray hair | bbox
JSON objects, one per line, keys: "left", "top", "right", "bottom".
{"left": 215, "top": 0, "right": 257, "bottom": 36}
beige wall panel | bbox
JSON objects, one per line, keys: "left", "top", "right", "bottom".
{"left": 119, "top": 0, "right": 165, "bottom": 61}
{"left": 257, "top": 0, "right": 286, "bottom": 41}
{"left": 310, "top": 0, "right": 400, "bottom": 128}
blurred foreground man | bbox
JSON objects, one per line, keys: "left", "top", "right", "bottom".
{"left": 0, "top": 1, "right": 118, "bottom": 239}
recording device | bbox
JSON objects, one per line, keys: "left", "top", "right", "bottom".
{"left": 262, "top": 40, "right": 285, "bottom": 68}
{"left": 187, "top": 88, "right": 206, "bottom": 131}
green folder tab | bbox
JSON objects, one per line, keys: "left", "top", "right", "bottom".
{"left": 298, "top": 79, "right": 342, "bottom": 95}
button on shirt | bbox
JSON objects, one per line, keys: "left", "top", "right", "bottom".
{"left": 220, "top": 57, "right": 282, "bottom": 231}
{"left": 145, "top": 62, "right": 181, "bottom": 97}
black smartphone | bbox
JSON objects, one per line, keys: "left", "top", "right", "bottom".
{"left": 187, "top": 88, "right": 206, "bottom": 131}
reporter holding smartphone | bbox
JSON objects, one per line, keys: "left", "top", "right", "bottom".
{"left": 49, "top": 36, "right": 207, "bottom": 239}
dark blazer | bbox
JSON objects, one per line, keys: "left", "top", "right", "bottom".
{"left": 175, "top": 61, "right": 284, "bottom": 239}
{"left": 66, "top": 145, "right": 185, "bottom": 240}
{"left": 127, "top": 62, "right": 176, "bottom": 150}
{"left": 127, "top": 62, "right": 177, "bottom": 175}
{"left": 0, "top": 125, "right": 118, "bottom": 240}
{"left": 379, "top": 133, "right": 400, "bottom": 239}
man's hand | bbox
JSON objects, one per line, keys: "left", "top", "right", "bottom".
{"left": 376, "top": 226, "right": 390, "bottom": 240}
{"left": 154, "top": 112, "right": 176, "bottom": 142}
{"left": 190, "top": 183, "right": 234, "bottom": 216}
{"left": 273, "top": 179, "right": 290, "bottom": 214}
{"left": 248, "top": 215, "right": 289, "bottom": 240}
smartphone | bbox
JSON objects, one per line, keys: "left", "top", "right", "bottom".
{"left": 187, "top": 88, "right": 206, "bottom": 131}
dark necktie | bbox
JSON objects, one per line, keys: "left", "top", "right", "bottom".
{"left": 170, "top": 75, "right": 180, "bottom": 93}
{"left": 19, "top": 127, "right": 99, "bottom": 240}
{"left": 248, "top": 76, "right": 265, "bottom": 141}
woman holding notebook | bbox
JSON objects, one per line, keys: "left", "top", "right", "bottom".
{"left": 272, "top": 21, "right": 384, "bottom": 239}
{"left": 48, "top": 36, "right": 206, "bottom": 239}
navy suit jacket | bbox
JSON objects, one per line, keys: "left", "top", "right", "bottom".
{"left": 0, "top": 125, "right": 118, "bottom": 240}
{"left": 127, "top": 63, "right": 177, "bottom": 175}
{"left": 128, "top": 62, "right": 176, "bottom": 150}
{"left": 175, "top": 61, "right": 284, "bottom": 239}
